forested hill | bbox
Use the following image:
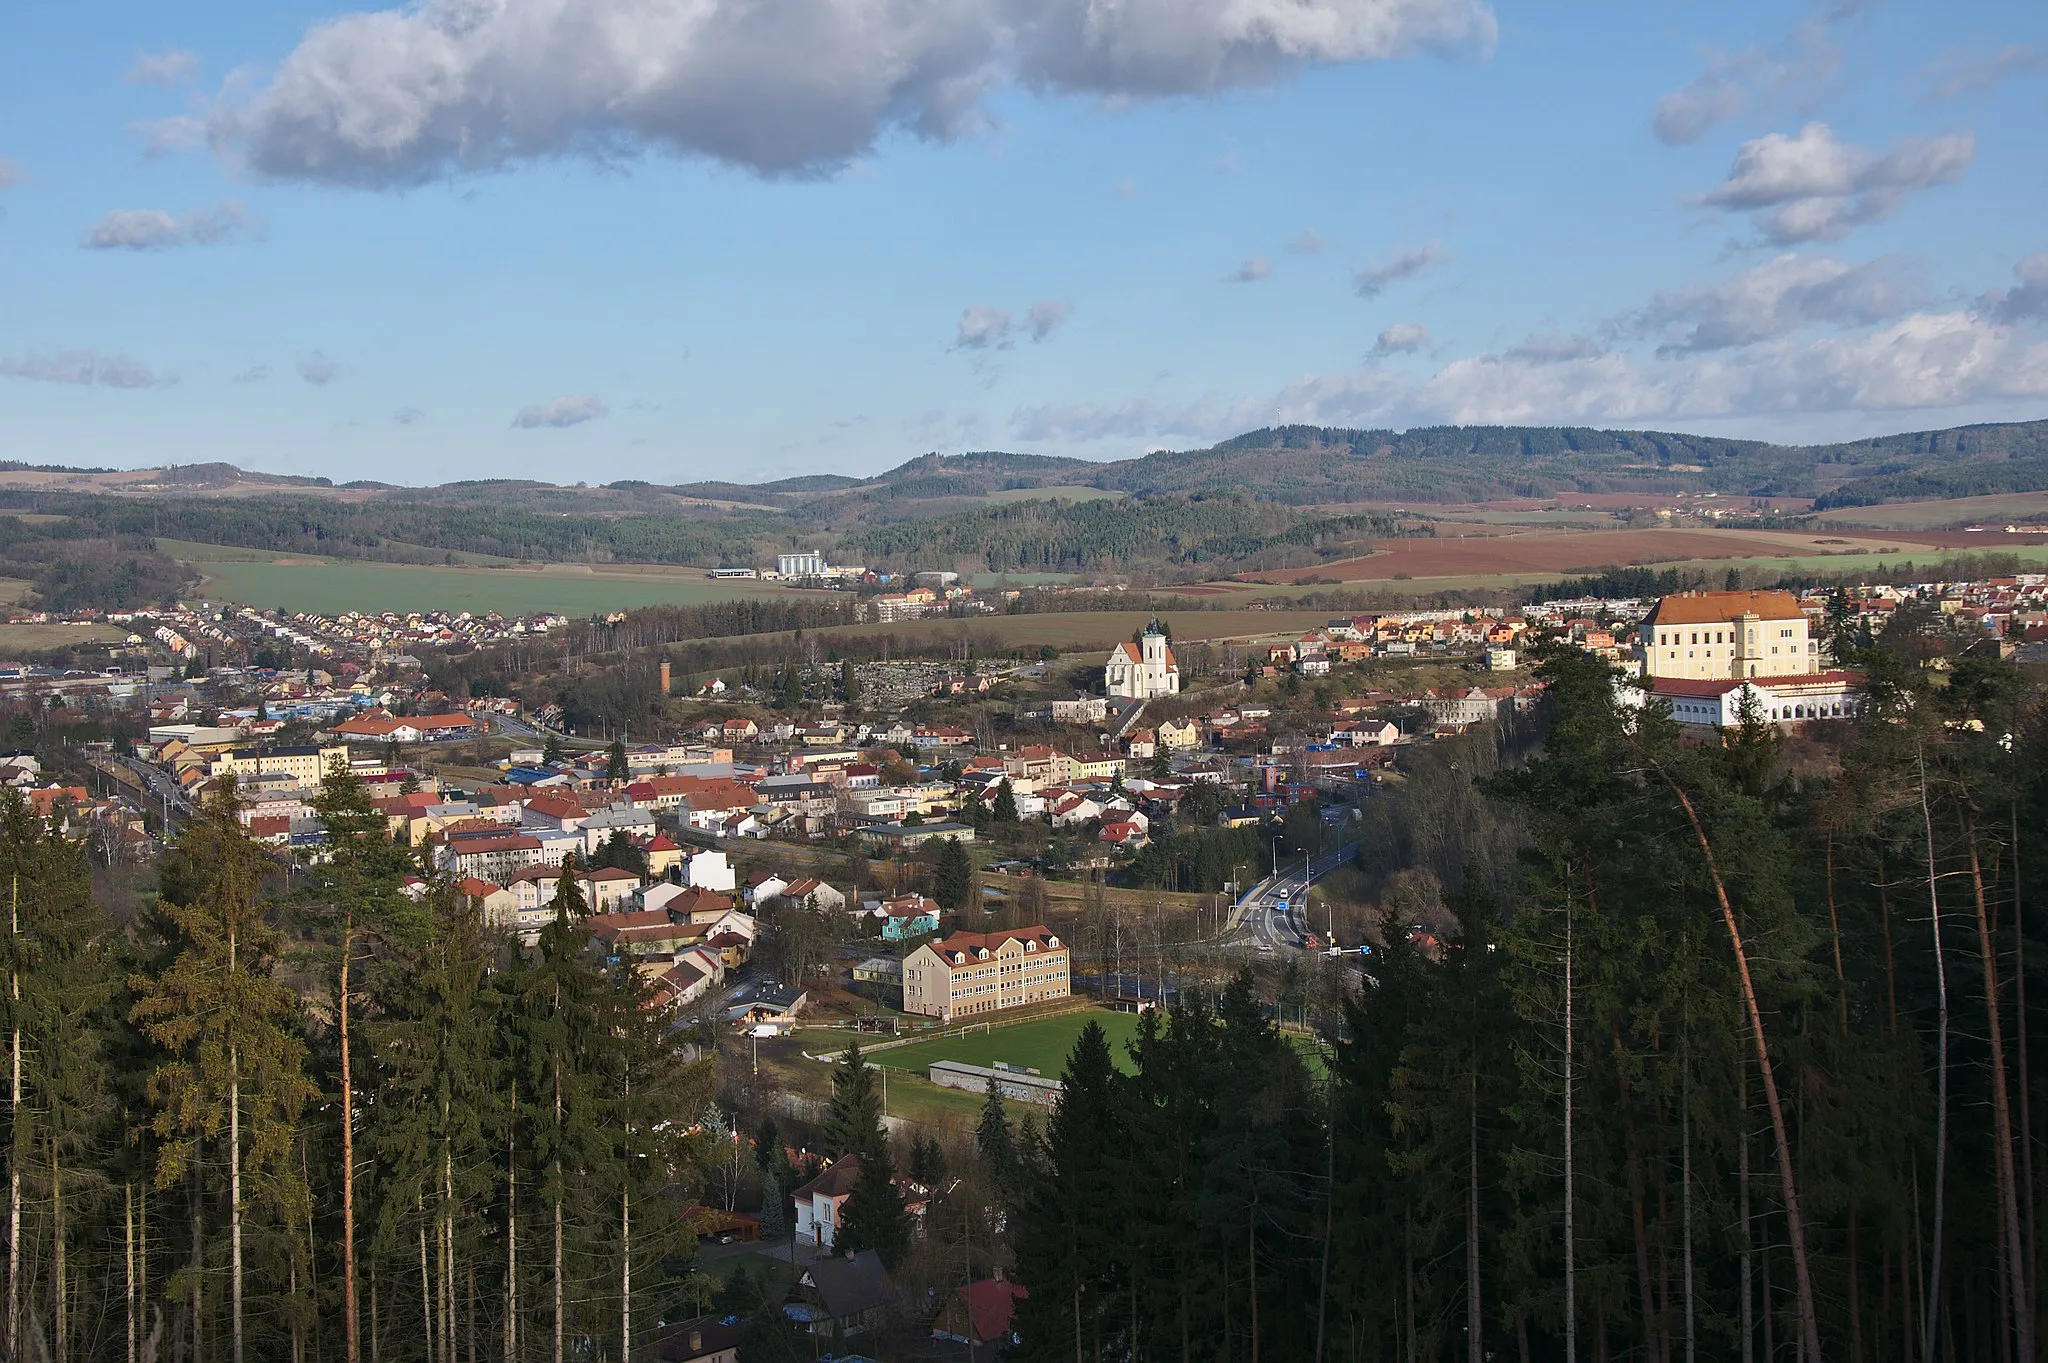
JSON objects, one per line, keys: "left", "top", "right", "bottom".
{"left": 7, "top": 416, "right": 2045, "bottom": 511}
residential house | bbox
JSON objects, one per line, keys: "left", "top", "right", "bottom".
{"left": 791, "top": 1157, "right": 863, "bottom": 1249}
{"left": 655, "top": 1314, "right": 746, "bottom": 1363}
{"left": 878, "top": 894, "right": 942, "bottom": 941}
{"left": 934, "top": 1277, "right": 1029, "bottom": 1353}
{"left": 644, "top": 834, "right": 684, "bottom": 878}
{"left": 781, "top": 877, "right": 845, "bottom": 912}
{"left": 579, "top": 803, "right": 657, "bottom": 855}
{"left": 788, "top": 1250, "right": 894, "bottom": 1340}
{"left": 1156, "top": 717, "right": 1200, "bottom": 751}
{"left": 743, "top": 872, "right": 789, "bottom": 906}
{"left": 686, "top": 849, "right": 737, "bottom": 892}
{"left": 455, "top": 877, "right": 521, "bottom": 930}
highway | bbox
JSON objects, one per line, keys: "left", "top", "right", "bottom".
{"left": 1224, "top": 841, "right": 1357, "bottom": 953}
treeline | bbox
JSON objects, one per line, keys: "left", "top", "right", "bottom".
{"left": 0, "top": 771, "right": 716, "bottom": 1363}
{"left": 0, "top": 514, "right": 190, "bottom": 610}
{"left": 1011, "top": 638, "right": 2048, "bottom": 1361}
{"left": 1811, "top": 454, "right": 2048, "bottom": 509}
{"left": 847, "top": 494, "right": 1408, "bottom": 573}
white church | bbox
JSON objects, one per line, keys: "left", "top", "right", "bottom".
{"left": 1105, "top": 621, "right": 1180, "bottom": 700}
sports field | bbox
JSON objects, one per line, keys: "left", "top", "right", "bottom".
{"left": 869, "top": 1009, "right": 1142, "bottom": 1077}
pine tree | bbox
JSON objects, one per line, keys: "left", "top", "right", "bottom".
{"left": 1012, "top": 1021, "right": 1126, "bottom": 1360}
{"left": 975, "top": 1079, "right": 1020, "bottom": 1206}
{"left": 542, "top": 733, "right": 564, "bottom": 767}
{"left": 757, "top": 1164, "right": 787, "bottom": 1242}
{"left": 991, "top": 780, "right": 1018, "bottom": 825}
{"left": 607, "top": 737, "right": 627, "bottom": 783}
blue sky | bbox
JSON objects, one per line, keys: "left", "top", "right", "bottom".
{"left": 2, "top": 0, "right": 2045, "bottom": 485}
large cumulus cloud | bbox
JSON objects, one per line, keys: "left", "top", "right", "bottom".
{"left": 209, "top": 0, "right": 1497, "bottom": 185}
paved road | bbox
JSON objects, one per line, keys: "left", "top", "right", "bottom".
{"left": 1224, "top": 842, "right": 1358, "bottom": 953}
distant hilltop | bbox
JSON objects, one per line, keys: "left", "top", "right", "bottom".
{"left": 6, "top": 416, "right": 2044, "bottom": 509}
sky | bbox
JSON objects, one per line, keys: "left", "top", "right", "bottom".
{"left": 2, "top": 0, "right": 2045, "bottom": 487}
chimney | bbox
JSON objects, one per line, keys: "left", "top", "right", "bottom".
{"left": 660, "top": 660, "right": 672, "bottom": 694}
{"left": 688, "top": 1329, "right": 702, "bottom": 1352}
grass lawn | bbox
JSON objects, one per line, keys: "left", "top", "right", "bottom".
{"left": 0, "top": 621, "right": 134, "bottom": 651}
{"left": 869, "top": 1009, "right": 1143, "bottom": 1078}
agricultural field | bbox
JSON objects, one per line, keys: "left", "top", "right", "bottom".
{"left": 869, "top": 1009, "right": 1142, "bottom": 1078}
{"left": 181, "top": 554, "right": 821, "bottom": 616}
{"left": 0, "top": 621, "right": 136, "bottom": 652}
{"left": 1814, "top": 492, "right": 2048, "bottom": 530}
{"left": 811, "top": 608, "right": 1334, "bottom": 652}
{"left": 980, "top": 485, "right": 1127, "bottom": 505}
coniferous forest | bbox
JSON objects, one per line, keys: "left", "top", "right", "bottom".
{"left": 0, "top": 767, "right": 713, "bottom": 1363}
{"left": 3, "top": 631, "right": 2046, "bottom": 1362}
{"left": 1001, "top": 639, "right": 2048, "bottom": 1362}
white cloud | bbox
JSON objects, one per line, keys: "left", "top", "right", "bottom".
{"left": 82, "top": 200, "right": 259, "bottom": 250}
{"left": 1503, "top": 333, "right": 1602, "bottom": 364}
{"left": 298, "top": 353, "right": 341, "bottom": 385}
{"left": 956, "top": 299, "right": 1070, "bottom": 349}
{"left": 130, "top": 116, "right": 208, "bottom": 158}
{"left": 1917, "top": 44, "right": 2048, "bottom": 101}
{"left": 1228, "top": 257, "right": 1271, "bottom": 283}
{"left": 0, "top": 350, "right": 173, "bottom": 389}
{"left": 1287, "top": 227, "right": 1326, "bottom": 255}
{"left": 209, "top": 0, "right": 1495, "bottom": 185}
{"left": 513, "top": 393, "right": 608, "bottom": 428}
{"left": 1016, "top": 305, "right": 2048, "bottom": 448}
{"left": 1353, "top": 241, "right": 1443, "bottom": 297}
{"left": 1637, "top": 253, "right": 1927, "bottom": 352}
{"left": 1011, "top": 395, "right": 1226, "bottom": 443}
{"left": 1652, "top": 19, "right": 1839, "bottom": 145}
{"left": 126, "top": 48, "right": 200, "bottom": 86}
{"left": 1370, "top": 322, "right": 1430, "bottom": 357}
{"left": 1989, "top": 254, "right": 2048, "bottom": 324}
{"left": 1696, "top": 122, "right": 1974, "bottom": 243}
{"left": 954, "top": 305, "right": 1014, "bottom": 349}
{"left": 1025, "top": 299, "right": 1072, "bottom": 340}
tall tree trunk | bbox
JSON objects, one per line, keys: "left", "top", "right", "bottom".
{"left": 229, "top": 1045, "right": 243, "bottom": 1363}
{"left": 52, "top": 1136, "right": 64, "bottom": 1363}
{"left": 504, "top": 1123, "right": 517, "bottom": 1363}
{"left": 419, "top": 1206, "right": 434, "bottom": 1363}
{"left": 188, "top": 1149, "right": 202, "bottom": 1363}
{"left": 9, "top": 869, "right": 20, "bottom": 1362}
{"left": 619, "top": 1189, "right": 630, "bottom": 1363}
{"left": 340, "top": 930, "right": 359, "bottom": 1363}
{"left": 1682, "top": 1025, "right": 1696, "bottom": 1363}
{"left": 1564, "top": 901, "right": 1577, "bottom": 1363}
{"left": 442, "top": 1142, "right": 455, "bottom": 1363}
{"left": 1660, "top": 773, "right": 1823, "bottom": 1362}
{"left": 2013, "top": 810, "right": 2037, "bottom": 1332}
{"left": 1965, "top": 822, "right": 2033, "bottom": 1362}
{"left": 1468, "top": 1062, "right": 1482, "bottom": 1363}
{"left": 1918, "top": 752, "right": 1949, "bottom": 1363}
{"left": 127, "top": 1182, "right": 138, "bottom": 1363}
{"left": 1317, "top": 1081, "right": 1333, "bottom": 1363}
{"left": 551, "top": 1164, "right": 563, "bottom": 1363}
{"left": 1739, "top": 1000, "right": 1755, "bottom": 1363}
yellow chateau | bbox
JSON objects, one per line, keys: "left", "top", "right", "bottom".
{"left": 1639, "top": 590, "right": 1819, "bottom": 681}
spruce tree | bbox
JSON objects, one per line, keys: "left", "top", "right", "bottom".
{"left": 975, "top": 1079, "right": 1020, "bottom": 1205}
{"left": 607, "top": 737, "right": 628, "bottom": 783}
{"left": 822, "top": 1043, "right": 883, "bottom": 1161}
{"left": 835, "top": 1141, "right": 911, "bottom": 1268}
{"left": 933, "top": 837, "right": 973, "bottom": 913}
{"left": 131, "top": 781, "right": 316, "bottom": 1363}
{"left": 991, "top": 780, "right": 1018, "bottom": 825}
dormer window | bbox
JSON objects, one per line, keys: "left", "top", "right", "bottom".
{"left": 1025, "top": 940, "right": 1037, "bottom": 952}
{"left": 977, "top": 948, "right": 990, "bottom": 960}
{"left": 1046, "top": 935, "right": 1060, "bottom": 949}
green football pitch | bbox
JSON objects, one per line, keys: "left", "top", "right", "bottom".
{"left": 867, "top": 1010, "right": 1143, "bottom": 1078}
